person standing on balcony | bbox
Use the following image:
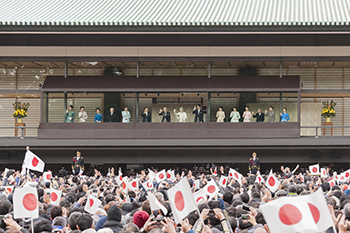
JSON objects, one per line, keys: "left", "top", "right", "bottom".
{"left": 216, "top": 106, "right": 225, "bottom": 122}
{"left": 78, "top": 106, "right": 88, "bottom": 123}
{"left": 249, "top": 152, "right": 260, "bottom": 175}
{"left": 94, "top": 108, "right": 103, "bottom": 123}
{"left": 242, "top": 106, "right": 252, "bottom": 122}
{"left": 280, "top": 107, "right": 290, "bottom": 122}
{"left": 122, "top": 106, "right": 131, "bottom": 123}
{"left": 193, "top": 104, "right": 206, "bottom": 122}
{"left": 141, "top": 107, "right": 152, "bottom": 122}
{"left": 174, "top": 107, "right": 187, "bottom": 122}
{"left": 264, "top": 106, "right": 276, "bottom": 122}
{"left": 230, "top": 107, "right": 240, "bottom": 122}
{"left": 72, "top": 151, "right": 84, "bottom": 175}
{"left": 159, "top": 107, "right": 171, "bottom": 122}
{"left": 65, "top": 105, "right": 75, "bottom": 123}
{"left": 107, "top": 107, "right": 117, "bottom": 122}
{"left": 252, "top": 109, "right": 265, "bottom": 122}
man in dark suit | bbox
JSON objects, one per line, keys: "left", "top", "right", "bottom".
{"left": 141, "top": 107, "right": 152, "bottom": 122}
{"left": 192, "top": 104, "right": 206, "bottom": 122}
{"left": 249, "top": 152, "right": 260, "bottom": 175}
{"left": 159, "top": 107, "right": 171, "bottom": 122}
{"left": 72, "top": 151, "right": 84, "bottom": 175}
{"left": 107, "top": 107, "right": 117, "bottom": 122}
{"left": 252, "top": 109, "right": 265, "bottom": 122}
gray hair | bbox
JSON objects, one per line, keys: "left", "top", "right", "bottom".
{"left": 97, "top": 228, "right": 113, "bottom": 233}
{"left": 110, "top": 107, "right": 114, "bottom": 111}
{"left": 179, "top": 107, "right": 184, "bottom": 111}
{"left": 163, "top": 107, "right": 167, "bottom": 110}
{"left": 123, "top": 223, "right": 139, "bottom": 233}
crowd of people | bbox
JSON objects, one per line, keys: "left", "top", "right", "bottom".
{"left": 0, "top": 153, "right": 349, "bottom": 233}
{"left": 65, "top": 105, "right": 290, "bottom": 123}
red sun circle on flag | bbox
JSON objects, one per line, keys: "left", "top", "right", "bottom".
{"left": 234, "top": 173, "right": 239, "bottom": 179}
{"left": 330, "top": 181, "right": 335, "bottom": 187}
{"left": 174, "top": 191, "right": 185, "bottom": 211}
{"left": 90, "top": 199, "right": 94, "bottom": 207}
{"left": 46, "top": 174, "right": 52, "bottom": 180}
{"left": 119, "top": 175, "right": 122, "bottom": 181}
{"left": 32, "top": 157, "right": 39, "bottom": 167}
{"left": 51, "top": 192, "right": 58, "bottom": 202}
{"left": 312, "top": 167, "right": 318, "bottom": 173}
{"left": 6, "top": 188, "right": 12, "bottom": 193}
{"left": 196, "top": 197, "right": 204, "bottom": 203}
{"left": 268, "top": 177, "right": 275, "bottom": 187}
{"left": 122, "top": 182, "right": 127, "bottom": 189}
{"left": 23, "top": 193, "right": 37, "bottom": 211}
{"left": 278, "top": 204, "right": 302, "bottom": 225}
{"left": 323, "top": 170, "right": 326, "bottom": 175}
{"left": 132, "top": 181, "right": 137, "bottom": 188}
{"left": 341, "top": 176, "right": 345, "bottom": 180}
{"left": 147, "top": 182, "right": 152, "bottom": 188}
{"left": 229, "top": 172, "right": 233, "bottom": 177}
{"left": 300, "top": 177, "right": 304, "bottom": 182}
{"left": 159, "top": 174, "right": 164, "bottom": 179}
{"left": 258, "top": 177, "right": 262, "bottom": 182}
{"left": 207, "top": 185, "right": 216, "bottom": 194}
{"left": 308, "top": 203, "right": 320, "bottom": 223}
{"left": 222, "top": 179, "right": 227, "bottom": 185}
{"left": 167, "top": 173, "right": 170, "bottom": 179}
{"left": 346, "top": 172, "right": 350, "bottom": 178}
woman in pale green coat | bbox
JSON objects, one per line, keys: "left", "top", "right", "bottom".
{"left": 230, "top": 107, "right": 240, "bottom": 122}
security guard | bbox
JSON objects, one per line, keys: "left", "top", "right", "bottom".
{"left": 249, "top": 152, "right": 260, "bottom": 175}
{"left": 72, "top": 151, "right": 84, "bottom": 175}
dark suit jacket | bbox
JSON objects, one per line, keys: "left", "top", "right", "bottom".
{"left": 107, "top": 112, "right": 117, "bottom": 122}
{"left": 253, "top": 112, "right": 265, "bottom": 122}
{"left": 192, "top": 109, "right": 206, "bottom": 122}
{"left": 141, "top": 112, "right": 152, "bottom": 122}
{"left": 72, "top": 156, "right": 84, "bottom": 174}
{"left": 159, "top": 111, "right": 171, "bottom": 122}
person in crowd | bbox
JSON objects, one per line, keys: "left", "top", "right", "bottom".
{"left": 216, "top": 106, "right": 225, "bottom": 122}
{"left": 242, "top": 106, "right": 252, "bottom": 122}
{"left": 78, "top": 106, "right": 88, "bottom": 123}
{"left": 193, "top": 104, "right": 206, "bottom": 122}
{"left": 264, "top": 106, "right": 276, "bottom": 122}
{"left": 280, "top": 107, "right": 290, "bottom": 122}
{"left": 72, "top": 151, "right": 84, "bottom": 175}
{"left": 65, "top": 105, "right": 75, "bottom": 123}
{"left": 159, "top": 107, "right": 171, "bottom": 122}
{"left": 252, "top": 109, "right": 264, "bottom": 122}
{"left": 141, "top": 107, "right": 152, "bottom": 122}
{"left": 249, "top": 152, "right": 260, "bottom": 174}
{"left": 230, "top": 107, "right": 240, "bottom": 122}
{"left": 107, "top": 107, "right": 117, "bottom": 122}
{"left": 122, "top": 106, "right": 131, "bottom": 123}
{"left": 94, "top": 108, "right": 103, "bottom": 123}
{"left": 174, "top": 107, "right": 187, "bottom": 122}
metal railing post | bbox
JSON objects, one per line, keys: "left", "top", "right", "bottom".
{"left": 20, "top": 126, "right": 24, "bottom": 139}
{"left": 315, "top": 126, "right": 318, "bottom": 139}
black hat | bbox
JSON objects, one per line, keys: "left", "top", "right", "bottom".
{"left": 121, "top": 203, "right": 134, "bottom": 216}
{"left": 107, "top": 205, "right": 122, "bottom": 222}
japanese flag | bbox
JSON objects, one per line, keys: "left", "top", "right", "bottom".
{"left": 265, "top": 170, "right": 280, "bottom": 193}
{"left": 228, "top": 168, "right": 242, "bottom": 185}
{"left": 13, "top": 186, "right": 39, "bottom": 219}
{"left": 193, "top": 189, "right": 207, "bottom": 205}
{"left": 338, "top": 174, "right": 346, "bottom": 183}
{"left": 43, "top": 172, "right": 52, "bottom": 183}
{"left": 192, "top": 180, "right": 200, "bottom": 189}
{"left": 3, "top": 186, "right": 13, "bottom": 194}
{"left": 320, "top": 168, "right": 328, "bottom": 178}
{"left": 142, "top": 180, "right": 153, "bottom": 191}
{"left": 255, "top": 174, "right": 265, "bottom": 183}
{"left": 342, "top": 169, "right": 350, "bottom": 179}
{"left": 115, "top": 168, "right": 123, "bottom": 185}
{"left": 155, "top": 170, "right": 167, "bottom": 183}
{"left": 129, "top": 179, "right": 139, "bottom": 191}
{"left": 329, "top": 179, "right": 336, "bottom": 188}
{"left": 167, "top": 170, "right": 176, "bottom": 182}
{"left": 309, "top": 164, "right": 320, "bottom": 176}
{"left": 23, "top": 150, "right": 45, "bottom": 173}
{"left": 204, "top": 179, "right": 219, "bottom": 199}
{"left": 261, "top": 195, "right": 318, "bottom": 233}
{"left": 148, "top": 192, "right": 168, "bottom": 215}
{"left": 3, "top": 168, "right": 9, "bottom": 177}
{"left": 300, "top": 188, "right": 335, "bottom": 232}
{"left": 213, "top": 167, "right": 218, "bottom": 176}
{"left": 121, "top": 177, "right": 129, "bottom": 190}
{"left": 148, "top": 169, "right": 156, "bottom": 182}
{"left": 84, "top": 194, "right": 102, "bottom": 214}
{"left": 50, "top": 189, "right": 62, "bottom": 206}
{"left": 167, "top": 178, "right": 197, "bottom": 224}
{"left": 219, "top": 176, "right": 228, "bottom": 188}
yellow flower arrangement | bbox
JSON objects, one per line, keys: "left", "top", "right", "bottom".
{"left": 321, "top": 100, "right": 336, "bottom": 118}
{"left": 12, "top": 102, "right": 30, "bottom": 119}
